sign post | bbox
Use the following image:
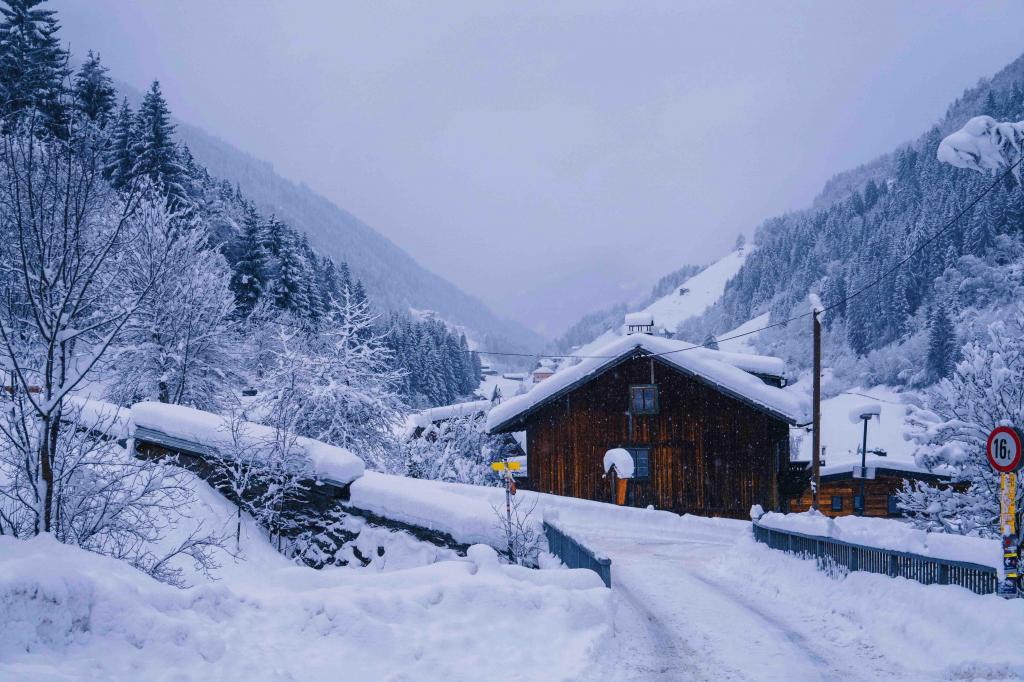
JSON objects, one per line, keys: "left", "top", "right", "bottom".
{"left": 492, "top": 458, "right": 520, "bottom": 560}
{"left": 987, "top": 426, "right": 1024, "bottom": 598}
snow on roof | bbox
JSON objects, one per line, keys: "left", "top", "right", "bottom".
{"left": 624, "top": 312, "right": 654, "bottom": 326}
{"left": 130, "top": 402, "right": 365, "bottom": 485}
{"left": 409, "top": 400, "right": 491, "bottom": 430}
{"left": 487, "top": 334, "right": 803, "bottom": 433}
{"left": 818, "top": 456, "right": 941, "bottom": 479}
{"left": 533, "top": 367, "right": 554, "bottom": 376}
{"left": 64, "top": 396, "right": 132, "bottom": 438}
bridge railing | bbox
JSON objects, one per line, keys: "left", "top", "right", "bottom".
{"left": 752, "top": 521, "right": 997, "bottom": 595}
{"left": 543, "top": 521, "right": 612, "bottom": 588}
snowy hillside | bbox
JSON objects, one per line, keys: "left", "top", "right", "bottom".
{"left": 637, "top": 247, "right": 747, "bottom": 333}
{"left": 571, "top": 247, "right": 747, "bottom": 356}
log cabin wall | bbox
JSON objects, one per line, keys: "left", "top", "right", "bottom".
{"left": 790, "top": 472, "right": 954, "bottom": 518}
{"left": 525, "top": 354, "right": 790, "bottom": 518}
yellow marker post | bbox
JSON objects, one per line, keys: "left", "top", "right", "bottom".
{"left": 491, "top": 460, "right": 521, "bottom": 472}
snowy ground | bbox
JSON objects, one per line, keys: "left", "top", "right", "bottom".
{"left": 0, "top": 472, "right": 610, "bottom": 682}
{"left": 562, "top": 512, "right": 1024, "bottom": 681}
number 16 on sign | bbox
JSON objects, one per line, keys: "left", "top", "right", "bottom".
{"left": 987, "top": 426, "right": 1023, "bottom": 598}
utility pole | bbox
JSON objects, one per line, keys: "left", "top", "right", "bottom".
{"left": 812, "top": 310, "right": 822, "bottom": 510}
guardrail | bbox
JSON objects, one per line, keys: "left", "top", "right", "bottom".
{"left": 544, "top": 521, "right": 612, "bottom": 588}
{"left": 752, "top": 521, "right": 997, "bottom": 595}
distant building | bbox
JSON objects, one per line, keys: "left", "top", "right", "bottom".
{"left": 624, "top": 312, "right": 655, "bottom": 335}
{"left": 532, "top": 366, "right": 554, "bottom": 382}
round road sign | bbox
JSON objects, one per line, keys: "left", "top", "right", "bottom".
{"left": 987, "top": 426, "right": 1024, "bottom": 473}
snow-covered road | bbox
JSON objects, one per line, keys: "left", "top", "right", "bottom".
{"left": 568, "top": 515, "right": 960, "bottom": 682}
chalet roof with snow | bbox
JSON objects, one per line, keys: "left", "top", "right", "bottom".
{"left": 487, "top": 334, "right": 803, "bottom": 433}
{"left": 624, "top": 312, "right": 655, "bottom": 327}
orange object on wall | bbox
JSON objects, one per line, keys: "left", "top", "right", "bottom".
{"left": 616, "top": 478, "right": 627, "bottom": 505}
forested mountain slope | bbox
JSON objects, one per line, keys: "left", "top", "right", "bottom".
{"left": 112, "top": 81, "right": 541, "bottom": 355}
{"left": 176, "top": 121, "right": 542, "bottom": 354}
{"left": 682, "top": 52, "right": 1024, "bottom": 387}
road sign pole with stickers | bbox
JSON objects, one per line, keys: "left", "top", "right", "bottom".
{"left": 987, "top": 426, "right": 1024, "bottom": 598}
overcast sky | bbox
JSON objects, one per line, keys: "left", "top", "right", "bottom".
{"left": 52, "top": 1, "right": 1024, "bottom": 336}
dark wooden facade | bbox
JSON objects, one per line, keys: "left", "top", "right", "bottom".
{"left": 501, "top": 353, "right": 793, "bottom": 519}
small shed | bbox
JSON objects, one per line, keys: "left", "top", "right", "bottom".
{"left": 790, "top": 458, "right": 952, "bottom": 517}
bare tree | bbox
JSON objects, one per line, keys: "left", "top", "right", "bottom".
{"left": 0, "top": 118, "right": 165, "bottom": 534}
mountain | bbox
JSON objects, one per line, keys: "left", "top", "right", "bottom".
{"left": 676, "top": 52, "right": 1024, "bottom": 387}
{"left": 114, "top": 81, "right": 542, "bottom": 356}
{"left": 562, "top": 249, "right": 743, "bottom": 356}
{"left": 177, "top": 123, "right": 543, "bottom": 353}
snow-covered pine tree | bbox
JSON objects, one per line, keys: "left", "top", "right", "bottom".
{"left": 898, "top": 305, "right": 1024, "bottom": 536}
{"left": 0, "top": 0, "right": 68, "bottom": 134}
{"left": 925, "top": 304, "right": 958, "bottom": 382}
{"left": 230, "top": 207, "right": 270, "bottom": 316}
{"left": 133, "top": 80, "right": 189, "bottom": 207}
{"left": 72, "top": 50, "right": 115, "bottom": 125}
{"left": 104, "top": 97, "right": 136, "bottom": 190}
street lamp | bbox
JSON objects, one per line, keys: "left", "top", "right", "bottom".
{"left": 853, "top": 404, "right": 881, "bottom": 516}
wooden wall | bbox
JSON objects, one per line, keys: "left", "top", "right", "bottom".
{"left": 790, "top": 475, "right": 904, "bottom": 518}
{"left": 525, "top": 354, "right": 790, "bottom": 519}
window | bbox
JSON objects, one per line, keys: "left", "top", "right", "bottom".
{"left": 830, "top": 495, "right": 843, "bottom": 511}
{"left": 853, "top": 495, "right": 864, "bottom": 513}
{"left": 887, "top": 495, "right": 900, "bottom": 516}
{"left": 630, "top": 385, "right": 659, "bottom": 414}
{"left": 626, "top": 447, "right": 650, "bottom": 480}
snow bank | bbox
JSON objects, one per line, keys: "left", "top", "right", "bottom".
{"left": 130, "top": 402, "right": 365, "bottom": 485}
{"left": 349, "top": 472, "right": 532, "bottom": 547}
{"left": 640, "top": 248, "right": 748, "bottom": 332}
{"left": 64, "top": 396, "right": 131, "bottom": 438}
{"left": 0, "top": 533, "right": 610, "bottom": 681}
{"left": 757, "top": 511, "right": 1000, "bottom": 570}
{"left": 488, "top": 333, "right": 802, "bottom": 432}
{"left": 603, "top": 448, "right": 634, "bottom": 478}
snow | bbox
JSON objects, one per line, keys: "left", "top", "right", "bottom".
{"left": 487, "top": 333, "right": 803, "bottom": 432}
{"left": 554, "top": 509, "right": 1024, "bottom": 681}
{"left": 603, "top": 448, "right": 635, "bottom": 478}
{"left": 716, "top": 312, "right": 770, "bottom": 354}
{"left": 848, "top": 401, "right": 882, "bottom": 423}
{"left": 757, "top": 511, "right": 1000, "bottom": 570}
{"left": 130, "top": 402, "right": 365, "bottom": 485}
{"left": 63, "top": 396, "right": 131, "bottom": 438}
{"left": 624, "top": 311, "right": 653, "bottom": 326}
{"left": 407, "top": 399, "right": 491, "bottom": 431}
{"left": 637, "top": 247, "right": 747, "bottom": 333}
{"left": 794, "top": 386, "right": 917, "bottom": 469}
{"left": 0, "top": 530, "right": 610, "bottom": 681}
{"left": 938, "top": 115, "right": 1024, "bottom": 178}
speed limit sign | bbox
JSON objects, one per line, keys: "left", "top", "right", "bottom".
{"left": 988, "top": 426, "right": 1024, "bottom": 473}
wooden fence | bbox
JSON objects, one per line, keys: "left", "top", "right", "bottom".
{"left": 752, "top": 521, "right": 997, "bottom": 595}
{"left": 544, "top": 521, "right": 612, "bottom": 588}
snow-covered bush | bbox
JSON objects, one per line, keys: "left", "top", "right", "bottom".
{"left": 492, "top": 494, "right": 541, "bottom": 566}
{"left": 405, "top": 410, "right": 505, "bottom": 486}
{"left": 897, "top": 304, "right": 1024, "bottom": 536}
{"left": 253, "top": 288, "right": 406, "bottom": 474}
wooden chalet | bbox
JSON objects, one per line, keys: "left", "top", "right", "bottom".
{"left": 788, "top": 458, "right": 952, "bottom": 518}
{"left": 487, "top": 328, "right": 802, "bottom": 518}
